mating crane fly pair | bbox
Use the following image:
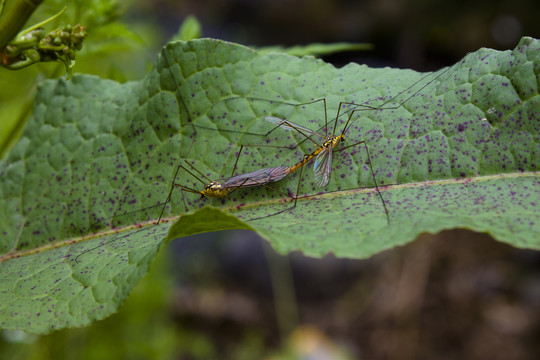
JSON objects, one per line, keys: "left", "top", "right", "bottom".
{"left": 166, "top": 60, "right": 448, "bottom": 222}
{"left": 73, "top": 49, "right": 451, "bottom": 262}
{"left": 148, "top": 52, "right": 448, "bottom": 224}
{"left": 163, "top": 94, "right": 387, "bottom": 223}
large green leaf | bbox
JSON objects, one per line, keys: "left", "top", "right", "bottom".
{"left": 1, "top": 37, "right": 538, "bottom": 334}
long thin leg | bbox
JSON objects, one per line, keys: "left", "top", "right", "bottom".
{"left": 182, "top": 162, "right": 212, "bottom": 185}
{"left": 199, "top": 97, "right": 328, "bottom": 149}
{"left": 339, "top": 68, "right": 454, "bottom": 136}
{"left": 153, "top": 159, "right": 210, "bottom": 220}
{"left": 150, "top": 163, "right": 204, "bottom": 227}
{"left": 180, "top": 189, "right": 188, "bottom": 213}
{"left": 334, "top": 139, "right": 390, "bottom": 224}
{"left": 247, "top": 164, "right": 305, "bottom": 221}
{"left": 157, "top": 163, "right": 184, "bottom": 225}
{"left": 231, "top": 145, "right": 245, "bottom": 177}
{"left": 230, "top": 143, "right": 295, "bottom": 178}
{"left": 359, "top": 141, "right": 390, "bottom": 224}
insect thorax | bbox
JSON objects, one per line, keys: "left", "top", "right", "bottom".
{"left": 324, "top": 135, "right": 344, "bottom": 149}
{"left": 201, "top": 181, "right": 230, "bottom": 198}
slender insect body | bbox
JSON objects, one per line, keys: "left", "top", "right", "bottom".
{"left": 75, "top": 163, "right": 295, "bottom": 262}
{"left": 198, "top": 166, "right": 292, "bottom": 199}
{"left": 286, "top": 134, "right": 344, "bottom": 185}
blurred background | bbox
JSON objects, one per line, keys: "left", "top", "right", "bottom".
{"left": 1, "top": 0, "right": 540, "bottom": 359}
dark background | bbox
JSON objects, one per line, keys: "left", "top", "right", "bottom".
{"left": 151, "top": 0, "right": 539, "bottom": 70}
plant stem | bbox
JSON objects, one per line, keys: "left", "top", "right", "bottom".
{"left": 0, "top": 0, "right": 43, "bottom": 50}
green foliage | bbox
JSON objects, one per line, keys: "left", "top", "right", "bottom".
{"left": 0, "top": 250, "right": 186, "bottom": 359}
{"left": 0, "top": 1, "right": 155, "bottom": 158}
{"left": 172, "top": 15, "right": 202, "bottom": 42}
{"left": 0, "top": 37, "right": 538, "bottom": 334}
{"left": 258, "top": 42, "right": 373, "bottom": 57}
{"left": 0, "top": 6, "right": 87, "bottom": 77}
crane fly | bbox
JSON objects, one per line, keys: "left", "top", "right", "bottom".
{"left": 74, "top": 159, "right": 298, "bottom": 263}
{"left": 165, "top": 154, "right": 296, "bottom": 216}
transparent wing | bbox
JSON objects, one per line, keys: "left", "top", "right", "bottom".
{"left": 222, "top": 166, "right": 291, "bottom": 188}
{"left": 313, "top": 147, "right": 332, "bottom": 187}
{"left": 264, "top": 116, "right": 325, "bottom": 140}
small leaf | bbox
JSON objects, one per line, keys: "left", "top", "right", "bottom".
{"left": 0, "top": 37, "right": 538, "bottom": 333}
{"left": 172, "top": 16, "right": 202, "bottom": 42}
{"left": 258, "top": 42, "right": 373, "bottom": 57}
